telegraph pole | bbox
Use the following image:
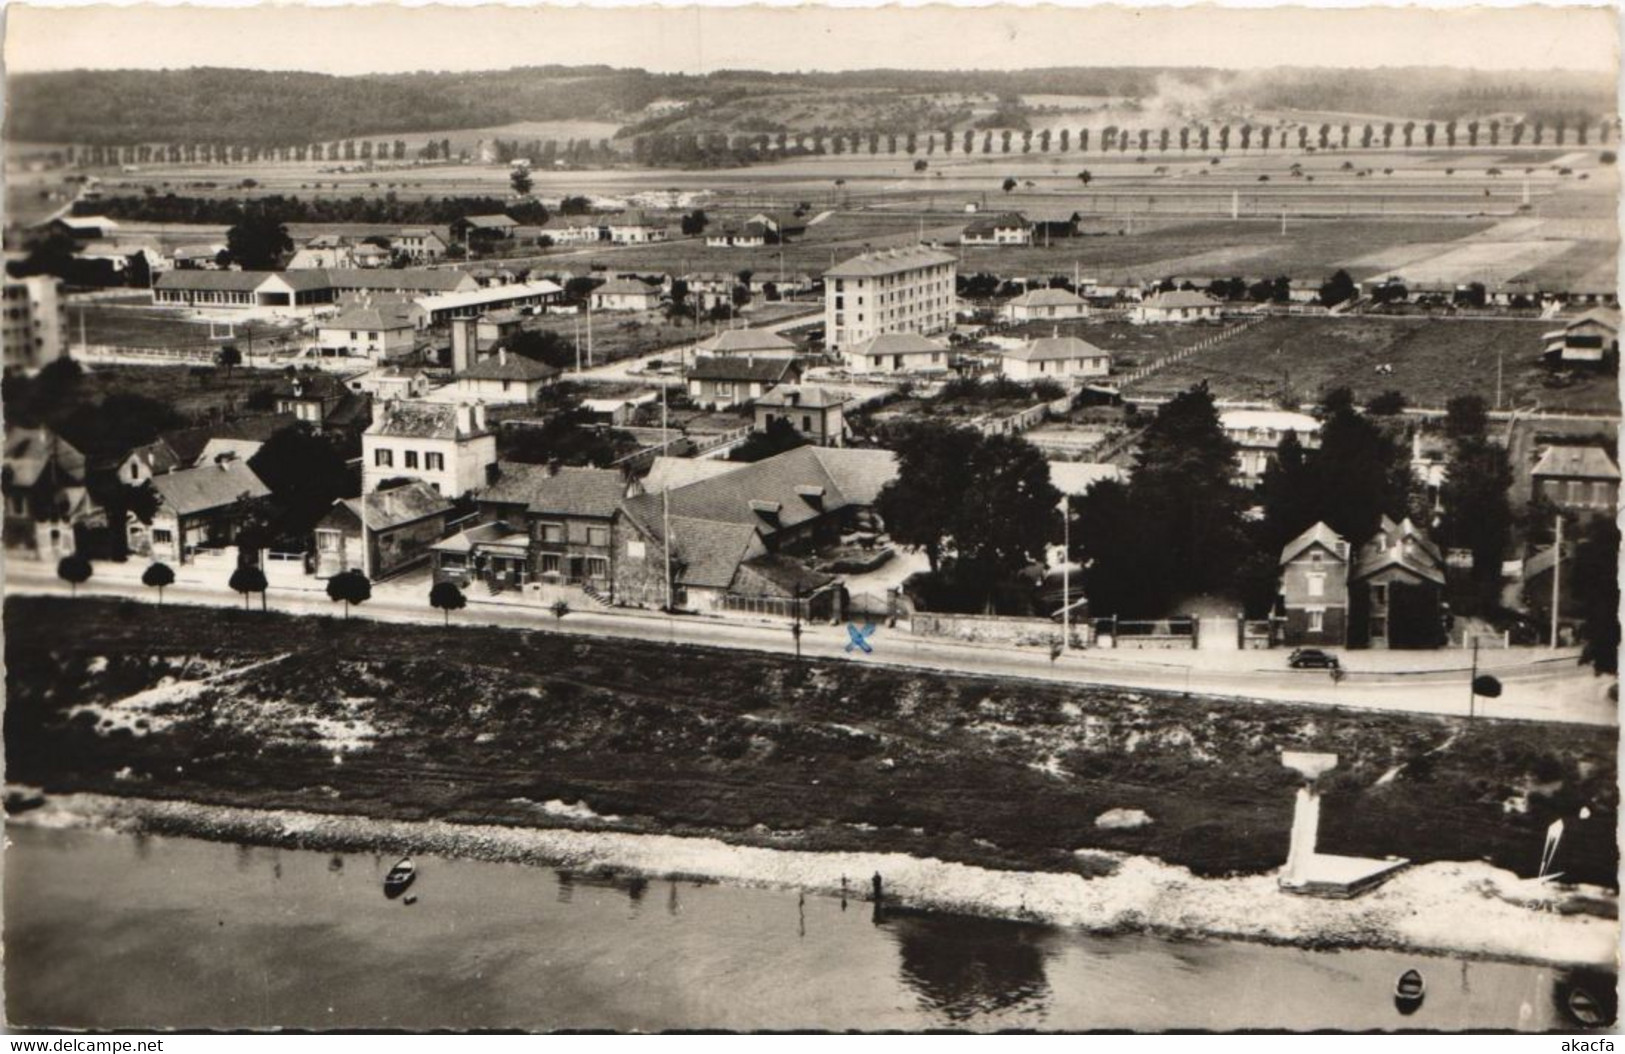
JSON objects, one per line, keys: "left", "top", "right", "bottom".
{"left": 1060, "top": 495, "right": 1071, "bottom": 651}
{"left": 1551, "top": 514, "right": 1563, "bottom": 649}
{"left": 662, "top": 383, "right": 674, "bottom": 612}
{"left": 1468, "top": 637, "right": 1479, "bottom": 721}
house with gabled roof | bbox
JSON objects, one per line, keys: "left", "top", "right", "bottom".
{"left": 613, "top": 445, "right": 896, "bottom": 616}
{"left": 453, "top": 214, "right": 519, "bottom": 242}
{"left": 998, "top": 334, "right": 1110, "bottom": 382}
{"left": 450, "top": 347, "right": 561, "bottom": 405}
{"left": 607, "top": 211, "right": 670, "bottom": 245}
{"left": 461, "top": 462, "right": 628, "bottom": 595}
{"left": 1132, "top": 289, "right": 1223, "bottom": 324}
{"left": 592, "top": 277, "right": 663, "bottom": 312}
{"left": 394, "top": 228, "right": 449, "bottom": 261}
{"left": 961, "top": 212, "right": 1032, "bottom": 246}
{"left": 1004, "top": 287, "right": 1090, "bottom": 323}
{"left": 753, "top": 385, "right": 849, "bottom": 447}
{"left": 1278, "top": 517, "right": 1447, "bottom": 649}
{"left": 313, "top": 481, "right": 454, "bottom": 580}
{"left": 316, "top": 298, "right": 419, "bottom": 360}
{"left": 686, "top": 355, "right": 802, "bottom": 410}
{"left": 693, "top": 328, "right": 798, "bottom": 359}
{"left": 1542, "top": 308, "right": 1619, "bottom": 366}
{"left": 4, "top": 425, "right": 102, "bottom": 559}
{"left": 844, "top": 332, "right": 952, "bottom": 375}
{"left": 126, "top": 458, "right": 271, "bottom": 565}
{"left": 1530, "top": 443, "right": 1620, "bottom": 517}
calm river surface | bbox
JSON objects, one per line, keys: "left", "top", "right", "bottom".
{"left": 4, "top": 824, "right": 1602, "bottom": 1031}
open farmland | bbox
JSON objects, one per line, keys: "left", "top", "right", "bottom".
{"left": 1124, "top": 315, "right": 1620, "bottom": 413}
{"left": 75, "top": 301, "right": 301, "bottom": 352}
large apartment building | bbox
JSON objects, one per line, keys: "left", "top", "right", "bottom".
{"left": 823, "top": 246, "right": 957, "bottom": 355}
{"left": 4, "top": 275, "right": 68, "bottom": 374}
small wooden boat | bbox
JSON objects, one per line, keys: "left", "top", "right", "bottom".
{"left": 383, "top": 857, "right": 415, "bottom": 899}
{"left": 1395, "top": 969, "right": 1425, "bottom": 1003}
{"left": 1568, "top": 987, "right": 1606, "bottom": 1027}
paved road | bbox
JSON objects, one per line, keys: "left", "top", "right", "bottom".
{"left": 8, "top": 563, "right": 1614, "bottom": 727}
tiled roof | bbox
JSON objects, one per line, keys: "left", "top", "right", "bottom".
{"left": 848, "top": 333, "right": 947, "bottom": 358}
{"left": 732, "top": 553, "right": 836, "bottom": 598}
{"left": 687, "top": 356, "right": 800, "bottom": 383}
{"left": 329, "top": 269, "right": 474, "bottom": 293}
{"left": 695, "top": 329, "right": 797, "bottom": 355}
{"left": 1009, "top": 288, "right": 1087, "bottom": 308}
{"left": 1280, "top": 521, "right": 1347, "bottom": 565}
{"left": 458, "top": 352, "right": 561, "bottom": 382}
{"left": 323, "top": 301, "right": 419, "bottom": 331}
{"left": 154, "top": 270, "right": 267, "bottom": 292}
{"left": 149, "top": 459, "right": 270, "bottom": 517}
{"left": 478, "top": 463, "right": 624, "bottom": 518}
{"left": 754, "top": 385, "right": 849, "bottom": 410}
{"left": 824, "top": 246, "right": 957, "bottom": 279}
{"left": 963, "top": 212, "right": 1029, "bottom": 235}
{"left": 369, "top": 400, "right": 483, "bottom": 439}
{"left": 340, "top": 481, "right": 453, "bottom": 531}
{"left": 609, "top": 211, "right": 665, "bottom": 229}
{"left": 4, "top": 426, "right": 86, "bottom": 488}
{"left": 595, "top": 278, "right": 660, "bottom": 297}
{"left": 1532, "top": 444, "right": 1621, "bottom": 481}
{"left": 639, "top": 456, "right": 745, "bottom": 495}
{"left": 1002, "top": 336, "right": 1109, "bottom": 362}
{"left": 462, "top": 214, "right": 518, "bottom": 229}
{"left": 1140, "top": 290, "right": 1220, "bottom": 310}
{"left": 1352, "top": 516, "right": 1446, "bottom": 586}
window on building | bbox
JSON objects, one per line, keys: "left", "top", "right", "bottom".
{"left": 628, "top": 539, "right": 646, "bottom": 560}
{"left": 1372, "top": 583, "right": 1388, "bottom": 606}
{"left": 540, "top": 523, "right": 564, "bottom": 544}
{"left": 1308, "top": 609, "right": 1324, "bottom": 633}
{"left": 586, "top": 556, "right": 609, "bottom": 580}
{"left": 374, "top": 449, "right": 393, "bottom": 468}
{"left": 404, "top": 451, "right": 419, "bottom": 470}
{"left": 153, "top": 528, "right": 174, "bottom": 545}
{"left": 426, "top": 452, "right": 444, "bottom": 472}
{"left": 540, "top": 553, "right": 562, "bottom": 575}
{"left": 317, "top": 531, "right": 342, "bottom": 552}
{"left": 587, "top": 526, "right": 610, "bottom": 547}
{"left": 1307, "top": 573, "right": 1325, "bottom": 598}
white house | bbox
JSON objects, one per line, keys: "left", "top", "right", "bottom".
{"left": 693, "top": 328, "right": 798, "bottom": 359}
{"left": 363, "top": 399, "right": 498, "bottom": 497}
{"left": 1133, "top": 289, "right": 1223, "bottom": 324}
{"left": 998, "top": 335, "right": 1111, "bottom": 382}
{"left": 546, "top": 219, "right": 607, "bottom": 245}
{"left": 1543, "top": 308, "right": 1619, "bottom": 365}
{"left": 960, "top": 212, "right": 1032, "bottom": 246}
{"left": 592, "top": 278, "right": 662, "bottom": 312}
{"left": 347, "top": 365, "right": 434, "bottom": 401}
{"left": 394, "top": 229, "right": 448, "bottom": 261}
{"left": 1220, "top": 409, "right": 1322, "bottom": 486}
{"left": 845, "top": 332, "right": 953, "bottom": 375}
{"left": 3, "top": 275, "right": 67, "bottom": 375}
{"left": 315, "top": 300, "right": 419, "bottom": 360}
{"left": 1004, "top": 288, "right": 1090, "bottom": 323}
{"left": 824, "top": 246, "right": 957, "bottom": 355}
{"left": 607, "top": 211, "right": 670, "bottom": 245}
{"left": 449, "top": 348, "right": 562, "bottom": 405}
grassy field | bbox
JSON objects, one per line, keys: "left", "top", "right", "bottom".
{"left": 76, "top": 303, "right": 301, "bottom": 352}
{"left": 6, "top": 596, "right": 1616, "bottom": 886}
{"left": 1124, "top": 315, "right": 1621, "bottom": 413}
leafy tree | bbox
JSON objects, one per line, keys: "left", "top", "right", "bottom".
{"left": 1077, "top": 170, "right": 1093, "bottom": 186}
{"left": 1002, "top": 177, "right": 1017, "bottom": 193}
{"left": 875, "top": 422, "right": 984, "bottom": 573}
{"left": 326, "top": 568, "right": 371, "bottom": 619}
{"left": 948, "top": 434, "right": 1061, "bottom": 610}
{"left": 57, "top": 554, "right": 91, "bottom": 596}
{"left": 730, "top": 417, "right": 809, "bottom": 463}
{"left": 1440, "top": 432, "right": 1513, "bottom": 612}
{"left": 229, "top": 564, "right": 268, "bottom": 611}
{"left": 248, "top": 425, "right": 354, "bottom": 537}
{"left": 509, "top": 168, "right": 534, "bottom": 197}
{"left": 1317, "top": 269, "right": 1358, "bottom": 307}
{"left": 215, "top": 344, "right": 242, "bottom": 378}
{"left": 430, "top": 580, "right": 467, "bottom": 625}
{"left": 1310, "top": 388, "right": 1412, "bottom": 546}
{"left": 1365, "top": 390, "right": 1408, "bottom": 416}
{"left": 1573, "top": 516, "right": 1620, "bottom": 673}
{"left": 680, "top": 210, "right": 709, "bottom": 236}
{"left": 142, "top": 561, "right": 175, "bottom": 605}
{"left": 225, "top": 213, "right": 292, "bottom": 270}
{"left": 1443, "top": 394, "right": 1489, "bottom": 441}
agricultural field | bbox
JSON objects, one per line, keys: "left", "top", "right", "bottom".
{"left": 1124, "top": 315, "right": 1620, "bottom": 413}
{"left": 74, "top": 301, "right": 301, "bottom": 353}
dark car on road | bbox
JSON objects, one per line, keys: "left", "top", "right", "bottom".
{"left": 1288, "top": 648, "right": 1341, "bottom": 670}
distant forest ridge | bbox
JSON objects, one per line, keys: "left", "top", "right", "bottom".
{"left": 7, "top": 64, "right": 1616, "bottom": 146}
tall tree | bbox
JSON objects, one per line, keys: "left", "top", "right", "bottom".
{"left": 1310, "top": 388, "right": 1411, "bottom": 546}
{"left": 947, "top": 434, "right": 1060, "bottom": 610}
{"left": 876, "top": 422, "right": 983, "bottom": 573}
{"left": 225, "top": 213, "right": 292, "bottom": 270}
{"left": 1573, "top": 516, "right": 1621, "bottom": 674}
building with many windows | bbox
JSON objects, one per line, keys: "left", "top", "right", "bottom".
{"left": 362, "top": 400, "right": 496, "bottom": 497}
{"left": 4, "top": 275, "right": 68, "bottom": 374}
{"left": 823, "top": 246, "right": 957, "bottom": 355}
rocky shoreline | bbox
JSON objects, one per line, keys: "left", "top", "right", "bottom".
{"left": 12, "top": 790, "right": 1617, "bottom": 970}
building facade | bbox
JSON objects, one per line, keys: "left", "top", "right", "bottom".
{"left": 3, "top": 276, "right": 68, "bottom": 375}
{"left": 824, "top": 247, "right": 957, "bottom": 355}
{"left": 363, "top": 400, "right": 497, "bottom": 497}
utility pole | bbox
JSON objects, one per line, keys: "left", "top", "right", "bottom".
{"left": 1060, "top": 495, "right": 1071, "bottom": 652}
{"left": 662, "top": 382, "right": 674, "bottom": 613}
{"left": 586, "top": 301, "right": 594, "bottom": 367}
{"left": 1468, "top": 637, "right": 1479, "bottom": 721}
{"left": 1495, "top": 348, "right": 1503, "bottom": 410}
{"left": 791, "top": 585, "right": 804, "bottom": 661}
{"left": 1551, "top": 514, "right": 1563, "bottom": 649}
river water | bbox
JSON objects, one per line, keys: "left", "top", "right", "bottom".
{"left": 4, "top": 824, "right": 1604, "bottom": 1031}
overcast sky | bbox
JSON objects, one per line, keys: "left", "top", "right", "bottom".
{"left": 5, "top": 3, "right": 1618, "bottom": 77}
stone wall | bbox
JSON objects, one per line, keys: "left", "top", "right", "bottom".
{"left": 909, "top": 611, "right": 1088, "bottom": 648}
